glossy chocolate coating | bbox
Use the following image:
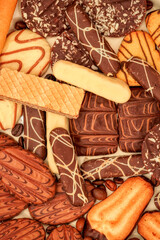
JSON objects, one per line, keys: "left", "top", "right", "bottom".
{"left": 118, "top": 87, "right": 160, "bottom": 152}
{"left": 24, "top": 106, "right": 47, "bottom": 160}
{"left": 0, "top": 146, "right": 56, "bottom": 204}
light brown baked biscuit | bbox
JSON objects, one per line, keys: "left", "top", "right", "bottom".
{"left": 0, "top": 29, "right": 51, "bottom": 76}
{"left": 146, "top": 10, "right": 160, "bottom": 48}
{"left": 138, "top": 212, "right": 160, "bottom": 240}
{"left": 85, "top": 177, "right": 153, "bottom": 240}
{"left": 118, "top": 31, "right": 160, "bottom": 86}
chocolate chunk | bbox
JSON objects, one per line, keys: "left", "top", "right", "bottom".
{"left": 118, "top": 87, "right": 160, "bottom": 152}
{"left": 11, "top": 123, "right": 24, "bottom": 137}
{"left": 29, "top": 182, "right": 94, "bottom": 225}
{"left": 126, "top": 57, "right": 160, "bottom": 102}
{"left": 81, "top": 155, "right": 148, "bottom": 180}
{"left": 66, "top": 3, "right": 120, "bottom": 76}
{"left": 24, "top": 106, "right": 47, "bottom": 160}
{"left": 84, "top": 220, "right": 107, "bottom": 240}
{"left": 50, "top": 128, "right": 88, "bottom": 206}
{"left": 0, "top": 132, "right": 18, "bottom": 148}
{"left": 15, "top": 20, "right": 27, "bottom": 30}
{"left": 82, "top": 0, "right": 146, "bottom": 37}
{"left": 142, "top": 124, "right": 160, "bottom": 182}
{"left": 47, "top": 225, "right": 83, "bottom": 240}
{"left": 18, "top": 136, "right": 24, "bottom": 148}
{"left": 21, "top": 0, "right": 74, "bottom": 37}
{"left": 45, "top": 74, "right": 56, "bottom": 81}
{"left": 70, "top": 92, "right": 118, "bottom": 156}
{"left": 51, "top": 30, "right": 97, "bottom": 70}
{"left": 0, "top": 183, "right": 27, "bottom": 221}
{"left": 0, "top": 218, "right": 45, "bottom": 240}
{"left": 154, "top": 192, "right": 160, "bottom": 210}
{"left": 0, "top": 146, "right": 56, "bottom": 204}
{"left": 147, "top": 0, "right": 153, "bottom": 10}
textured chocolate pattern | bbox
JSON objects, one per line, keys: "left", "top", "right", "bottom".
{"left": 142, "top": 124, "right": 160, "bottom": 182}
{"left": 0, "top": 183, "right": 27, "bottom": 221}
{"left": 70, "top": 92, "right": 118, "bottom": 156}
{"left": 82, "top": 0, "right": 146, "bottom": 37}
{"left": 21, "top": 0, "right": 74, "bottom": 37}
{"left": 0, "top": 132, "right": 18, "bottom": 149}
{"left": 66, "top": 3, "right": 120, "bottom": 76}
{"left": 126, "top": 57, "right": 160, "bottom": 101}
{"left": 51, "top": 30, "right": 97, "bottom": 70}
{"left": 81, "top": 155, "right": 148, "bottom": 180}
{"left": 118, "top": 87, "right": 160, "bottom": 152}
{"left": 24, "top": 106, "right": 47, "bottom": 160}
{"left": 29, "top": 182, "right": 94, "bottom": 225}
{"left": 154, "top": 192, "right": 160, "bottom": 210}
{"left": 146, "top": 10, "right": 160, "bottom": 47}
{"left": 0, "top": 146, "right": 56, "bottom": 204}
{"left": 50, "top": 128, "right": 88, "bottom": 206}
{"left": 0, "top": 218, "right": 45, "bottom": 240}
{"left": 47, "top": 225, "right": 83, "bottom": 240}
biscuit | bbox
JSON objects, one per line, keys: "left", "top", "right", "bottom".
{"left": 0, "top": 29, "right": 51, "bottom": 76}
{"left": 138, "top": 212, "right": 160, "bottom": 240}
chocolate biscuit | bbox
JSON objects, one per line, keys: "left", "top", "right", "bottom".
{"left": 66, "top": 3, "right": 120, "bottom": 76}
{"left": 23, "top": 106, "right": 47, "bottom": 160}
{"left": 50, "top": 128, "right": 88, "bottom": 206}
{"left": 118, "top": 87, "right": 160, "bottom": 152}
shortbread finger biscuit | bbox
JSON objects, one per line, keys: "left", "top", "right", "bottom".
{"left": 47, "top": 112, "right": 69, "bottom": 174}
{"left": 146, "top": 10, "right": 160, "bottom": 48}
{"left": 138, "top": 212, "right": 160, "bottom": 240}
{"left": 84, "top": 177, "right": 153, "bottom": 240}
{"left": 53, "top": 60, "right": 131, "bottom": 103}
{"left": 0, "top": 30, "right": 51, "bottom": 76}
{"left": 0, "top": 68, "right": 84, "bottom": 119}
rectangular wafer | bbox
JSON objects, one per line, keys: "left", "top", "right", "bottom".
{"left": 0, "top": 68, "right": 85, "bottom": 118}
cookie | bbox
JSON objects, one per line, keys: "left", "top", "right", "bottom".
{"left": 142, "top": 124, "right": 160, "bottom": 182}
{"left": 118, "top": 87, "right": 160, "bottom": 152}
{"left": 84, "top": 177, "right": 153, "bottom": 240}
{"left": 0, "top": 132, "right": 18, "bottom": 148}
{"left": 0, "top": 29, "right": 51, "bottom": 76}
{"left": 146, "top": 10, "right": 160, "bottom": 48}
{"left": 138, "top": 212, "right": 160, "bottom": 240}
{"left": 21, "top": 0, "right": 74, "bottom": 37}
{"left": 70, "top": 92, "right": 118, "bottom": 156}
{"left": 0, "top": 218, "right": 45, "bottom": 240}
{"left": 117, "top": 31, "right": 160, "bottom": 85}
{"left": 154, "top": 192, "right": 160, "bottom": 210}
{"left": 82, "top": 0, "right": 146, "bottom": 37}
{"left": 51, "top": 30, "right": 97, "bottom": 70}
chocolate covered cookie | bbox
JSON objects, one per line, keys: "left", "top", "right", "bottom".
{"left": 82, "top": 0, "right": 146, "bottom": 37}
{"left": 21, "top": 0, "right": 74, "bottom": 37}
{"left": 0, "top": 218, "right": 45, "bottom": 240}
{"left": 118, "top": 87, "right": 160, "bottom": 152}
{"left": 154, "top": 192, "right": 160, "bottom": 210}
{"left": 70, "top": 92, "right": 118, "bottom": 156}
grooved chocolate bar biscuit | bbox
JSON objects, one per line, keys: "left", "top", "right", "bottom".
{"left": 118, "top": 87, "right": 160, "bottom": 152}
{"left": 70, "top": 92, "right": 118, "bottom": 156}
{"left": 24, "top": 106, "right": 47, "bottom": 160}
{"left": 0, "top": 218, "right": 45, "bottom": 240}
{"left": 50, "top": 128, "right": 88, "bottom": 206}
{"left": 126, "top": 57, "right": 160, "bottom": 102}
{"left": 66, "top": 3, "right": 120, "bottom": 76}
{"left": 81, "top": 155, "right": 148, "bottom": 180}
{"left": 0, "top": 146, "right": 56, "bottom": 204}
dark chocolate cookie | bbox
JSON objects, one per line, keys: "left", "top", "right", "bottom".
{"left": 21, "top": 0, "right": 74, "bottom": 37}
{"left": 82, "top": 0, "right": 146, "bottom": 37}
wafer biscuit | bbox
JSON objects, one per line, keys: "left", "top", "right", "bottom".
{"left": 0, "top": 68, "right": 85, "bottom": 119}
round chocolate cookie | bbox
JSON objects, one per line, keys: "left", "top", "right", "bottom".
{"left": 142, "top": 124, "right": 160, "bottom": 181}
{"left": 21, "top": 0, "right": 74, "bottom": 37}
{"left": 82, "top": 0, "right": 146, "bottom": 37}
{"left": 154, "top": 192, "right": 160, "bottom": 210}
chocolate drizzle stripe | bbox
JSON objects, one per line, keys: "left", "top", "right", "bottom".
{"left": 119, "top": 45, "right": 132, "bottom": 60}
{"left": 15, "top": 29, "right": 43, "bottom": 43}
{"left": 0, "top": 60, "right": 22, "bottom": 71}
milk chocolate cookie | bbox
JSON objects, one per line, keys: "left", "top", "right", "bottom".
{"left": 118, "top": 87, "right": 160, "bottom": 152}
{"left": 0, "top": 218, "right": 45, "bottom": 240}
{"left": 146, "top": 10, "right": 160, "bottom": 48}
{"left": 82, "top": 0, "right": 146, "bottom": 37}
{"left": 51, "top": 30, "right": 96, "bottom": 70}
{"left": 0, "top": 29, "right": 51, "bottom": 76}
{"left": 0, "top": 146, "right": 56, "bottom": 204}
{"left": 21, "top": 0, "right": 74, "bottom": 37}
{"left": 0, "top": 182, "right": 27, "bottom": 221}
{"left": 47, "top": 225, "right": 83, "bottom": 240}
{"left": 23, "top": 106, "right": 47, "bottom": 160}
{"left": 142, "top": 124, "right": 160, "bottom": 182}
{"left": 70, "top": 92, "right": 118, "bottom": 156}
